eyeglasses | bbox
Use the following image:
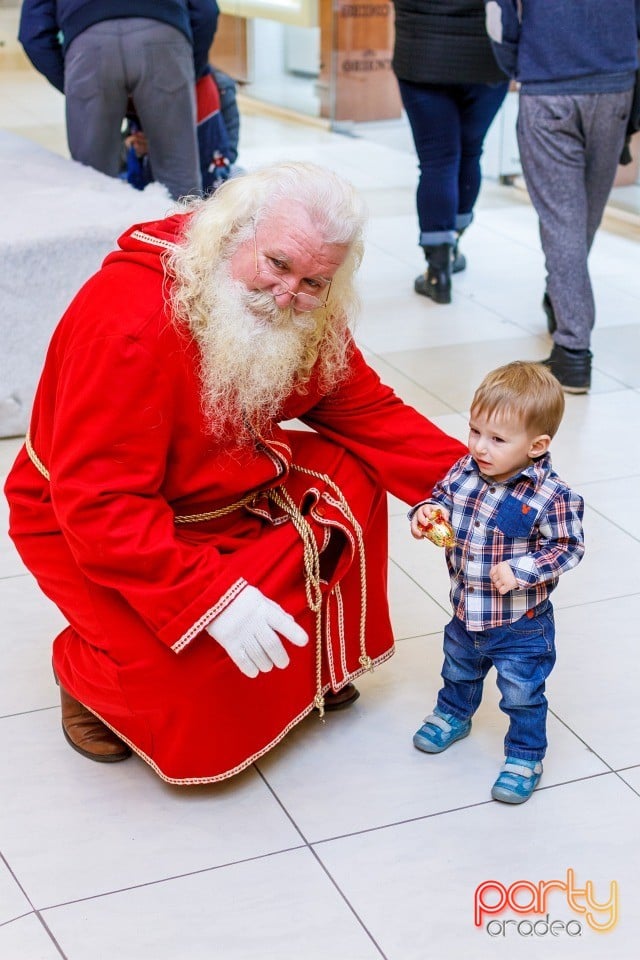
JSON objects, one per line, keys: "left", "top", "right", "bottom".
{"left": 252, "top": 224, "right": 332, "bottom": 312}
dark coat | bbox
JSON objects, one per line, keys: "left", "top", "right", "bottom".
{"left": 392, "top": 0, "right": 505, "bottom": 86}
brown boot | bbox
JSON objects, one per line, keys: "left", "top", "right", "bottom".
{"left": 59, "top": 684, "right": 132, "bottom": 763}
{"left": 323, "top": 683, "right": 360, "bottom": 711}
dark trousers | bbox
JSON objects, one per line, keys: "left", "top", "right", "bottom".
{"left": 65, "top": 18, "right": 201, "bottom": 200}
{"left": 398, "top": 79, "right": 508, "bottom": 246}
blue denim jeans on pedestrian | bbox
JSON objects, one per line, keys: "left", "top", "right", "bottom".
{"left": 398, "top": 78, "right": 508, "bottom": 246}
{"left": 436, "top": 602, "right": 556, "bottom": 761}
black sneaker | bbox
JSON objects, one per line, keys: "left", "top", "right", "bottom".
{"left": 542, "top": 344, "right": 592, "bottom": 394}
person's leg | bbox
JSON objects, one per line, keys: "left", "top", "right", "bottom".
{"left": 123, "top": 19, "right": 201, "bottom": 200}
{"left": 398, "top": 79, "right": 462, "bottom": 302}
{"left": 517, "top": 94, "right": 598, "bottom": 392}
{"left": 398, "top": 79, "right": 461, "bottom": 245}
{"left": 583, "top": 90, "right": 634, "bottom": 251}
{"left": 491, "top": 605, "right": 556, "bottom": 763}
{"left": 488, "top": 606, "right": 556, "bottom": 803}
{"left": 450, "top": 80, "right": 507, "bottom": 273}
{"left": 413, "top": 616, "right": 490, "bottom": 752}
{"left": 437, "top": 617, "right": 491, "bottom": 720}
{"left": 437, "top": 616, "right": 491, "bottom": 720}
{"left": 64, "top": 22, "right": 129, "bottom": 177}
{"left": 535, "top": 91, "right": 632, "bottom": 391}
{"left": 517, "top": 94, "right": 592, "bottom": 352}
{"left": 211, "top": 67, "right": 240, "bottom": 165}
{"left": 457, "top": 81, "right": 508, "bottom": 225}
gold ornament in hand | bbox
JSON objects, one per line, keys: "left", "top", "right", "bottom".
{"left": 419, "top": 509, "right": 455, "bottom": 548}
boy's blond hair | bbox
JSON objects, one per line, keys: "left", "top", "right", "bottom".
{"left": 471, "top": 361, "right": 565, "bottom": 438}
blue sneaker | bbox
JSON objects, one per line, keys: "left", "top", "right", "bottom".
{"left": 413, "top": 707, "right": 471, "bottom": 754}
{"left": 491, "top": 757, "right": 543, "bottom": 804}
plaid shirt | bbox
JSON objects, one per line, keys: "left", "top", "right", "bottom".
{"left": 411, "top": 453, "right": 585, "bottom": 631}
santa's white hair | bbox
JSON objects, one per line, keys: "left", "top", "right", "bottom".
{"left": 164, "top": 162, "right": 367, "bottom": 439}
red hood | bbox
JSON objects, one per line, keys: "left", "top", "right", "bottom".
{"left": 104, "top": 212, "right": 192, "bottom": 274}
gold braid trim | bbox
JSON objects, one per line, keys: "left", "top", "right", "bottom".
{"left": 129, "top": 229, "right": 178, "bottom": 251}
{"left": 291, "top": 463, "right": 371, "bottom": 678}
{"left": 268, "top": 484, "right": 325, "bottom": 715}
{"left": 25, "top": 433, "right": 50, "bottom": 481}
{"left": 22, "top": 436, "right": 371, "bottom": 714}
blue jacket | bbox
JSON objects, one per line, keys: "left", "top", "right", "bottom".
{"left": 18, "top": 0, "right": 219, "bottom": 92}
{"left": 484, "top": 0, "right": 640, "bottom": 94}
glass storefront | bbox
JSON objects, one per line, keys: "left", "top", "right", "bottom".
{"left": 213, "top": 0, "right": 402, "bottom": 126}
{"left": 212, "top": 3, "right": 640, "bottom": 220}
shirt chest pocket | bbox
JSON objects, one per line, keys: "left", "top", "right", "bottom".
{"left": 494, "top": 495, "right": 538, "bottom": 538}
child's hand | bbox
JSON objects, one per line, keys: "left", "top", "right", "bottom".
{"left": 125, "top": 131, "right": 148, "bottom": 158}
{"left": 411, "top": 504, "right": 449, "bottom": 540}
{"left": 412, "top": 505, "right": 454, "bottom": 547}
{"left": 490, "top": 561, "right": 518, "bottom": 595}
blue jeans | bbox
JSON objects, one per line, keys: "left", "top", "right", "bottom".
{"left": 398, "top": 79, "right": 508, "bottom": 246}
{"left": 436, "top": 602, "right": 556, "bottom": 761}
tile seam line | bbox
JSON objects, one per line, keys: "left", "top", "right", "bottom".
{"left": 360, "top": 349, "right": 461, "bottom": 416}
{"left": 552, "top": 588, "right": 640, "bottom": 613}
{"left": 22, "top": 843, "right": 308, "bottom": 913}
{"left": 549, "top": 708, "right": 637, "bottom": 779}
{"left": 388, "top": 556, "right": 452, "bottom": 617}
{"left": 579, "top": 501, "right": 640, "bottom": 542}
{"left": 308, "top": 770, "right": 620, "bottom": 847}
{"left": 580, "top": 470, "right": 640, "bottom": 487}
{"left": 0, "top": 850, "right": 36, "bottom": 912}
{"left": 255, "top": 766, "right": 390, "bottom": 960}
{"left": 2, "top": 771, "right": 626, "bottom": 919}
{"left": 0, "top": 852, "right": 66, "bottom": 957}
{"left": 0, "top": 705, "right": 61, "bottom": 721}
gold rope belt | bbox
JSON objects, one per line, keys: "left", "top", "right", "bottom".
{"left": 170, "top": 464, "right": 372, "bottom": 716}
{"left": 25, "top": 435, "right": 372, "bottom": 717}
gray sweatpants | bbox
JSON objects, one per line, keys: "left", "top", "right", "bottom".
{"left": 64, "top": 18, "right": 201, "bottom": 200}
{"left": 517, "top": 90, "right": 633, "bottom": 351}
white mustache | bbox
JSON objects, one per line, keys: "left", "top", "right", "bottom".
{"left": 242, "top": 289, "right": 293, "bottom": 325}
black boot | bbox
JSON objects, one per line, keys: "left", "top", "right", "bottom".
{"left": 451, "top": 240, "right": 466, "bottom": 274}
{"left": 415, "top": 244, "right": 453, "bottom": 304}
{"left": 452, "top": 228, "right": 467, "bottom": 274}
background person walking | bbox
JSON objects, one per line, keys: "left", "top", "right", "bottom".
{"left": 392, "top": 0, "right": 508, "bottom": 304}
{"left": 485, "top": 0, "right": 640, "bottom": 393}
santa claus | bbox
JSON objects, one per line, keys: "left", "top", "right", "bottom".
{"left": 5, "top": 161, "right": 465, "bottom": 783}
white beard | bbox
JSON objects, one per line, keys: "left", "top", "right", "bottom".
{"left": 191, "top": 261, "right": 319, "bottom": 441}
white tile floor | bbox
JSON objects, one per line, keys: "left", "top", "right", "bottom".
{"left": 2, "top": 36, "right": 640, "bottom": 960}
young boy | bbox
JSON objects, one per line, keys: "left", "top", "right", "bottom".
{"left": 408, "top": 361, "right": 585, "bottom": 803}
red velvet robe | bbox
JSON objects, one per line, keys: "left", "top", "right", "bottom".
{"left": 5, "top": 214, "right": 466, "bottom": 783}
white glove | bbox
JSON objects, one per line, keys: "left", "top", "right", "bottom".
{"left": 206, "top": 585, "right": 309, "bottom": 678}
